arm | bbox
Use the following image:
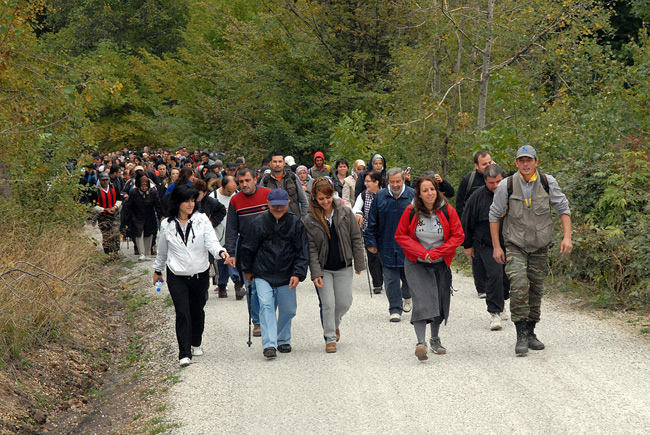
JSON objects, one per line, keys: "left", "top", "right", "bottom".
{"left": 438, "top": 179, "right": 455, "bottom": 199}
{"left": 292, "top": 220, "right": 310, "bottom": 285}
{"left": 455, "top": 174, "right": 469, "bottom": 217}
{"left": 305, "top": 221, "right": 324, "bottom": 282}
{"left": 461, "top": 195, "right": 476, "bottom": 251}
{"left": 559, "top": 214, "right": 573, "bottom": 254}
{"left": 490, "top": 221, "right": 505, "bottom": 264}
{"left": 348, "top": 208, "right": 366, "bottom": 272}
{"left": 295, "top": 178, "right": 310, "bottom": 218}
{"left": 152, "top": 221, "right": 169, "bottom": 275}
{"left": 342, "top": 177, "right": 354, "bottom": 208}
{"left": 211, "top": 198, "right": 227, "bottom": 228}
{"left": 224, "top": 200, "right": 239, "bottom": 255}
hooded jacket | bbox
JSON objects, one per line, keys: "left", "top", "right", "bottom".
{"left": 308, "top": 151, "right": 332, "bottom": 178}
{"left": 354, "top": 153, "right": 387, "bottom": 199}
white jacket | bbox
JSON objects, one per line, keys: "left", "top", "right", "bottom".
{"left": 153, "top": 212, "right": 225, "bottom": 276}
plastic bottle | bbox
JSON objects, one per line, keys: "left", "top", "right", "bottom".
{"left": 155, "top": 280, "right": 163, "bottom": 292}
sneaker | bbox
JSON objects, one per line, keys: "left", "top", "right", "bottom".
{"left": 263, "top": 347, "right": 277, "bottom": 359}
{"left": 429, "top": 336, "right": 446, "bottom": 355}
{"left": 253, "top": 324, "right": 261, "bottom": 337}
{"left": 373, "top": 286, "right": 382, "bottom": 294}
{"left": 402, "top": 298, "right": 412, "bottom": 313}
{"left": 277, "top": 344, "right": 292, "bottom": 353}
{"left": 478, "top": 292, "right": 487, "bottom": 299}
{"left": 191, "top": 346, "right": 203, "bottom": 356}
{"left": 138, "top": 254, "right": 146, "bottom": 262}
{"left": 325, "top": 343, "right": 337, "bottom": 353}
{"left": 415, "top": 344, "right": 428, "bottom": 361}
{"left": 500, "top": 311, "right": 509, "bottom": 321}
{"left": 235, "top": 281, "right": 246, "bottom": 300}
{"left": 335, "top": 328, "right": 340, "bottom": 342}
{"left": 389, "top": 313, "right": 401, "bottom": 323}
{"left": 179, "top": 357, "right": 191, "bottom": 367}
{"left": 490, "top": 313, "right": 502, "bottom": 331}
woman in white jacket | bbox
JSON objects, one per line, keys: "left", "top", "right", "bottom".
{"left": 153, "top": 183, "right": 229, "bottom": 367}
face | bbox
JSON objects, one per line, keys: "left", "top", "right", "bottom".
{"left": 485, "top": 174, "right": 503, "bottom": 192}
{"left": 365, "top": 175, "right": 379, "bottom": 193}
{"left": 184, "top": 161, "right": 193, "bottom": 168}
{"left": 297, "top": 171, "right": 307, "bottom": 181}
{"left": 180, "top": 198, "right": 195, "bottom": 216}
{"left": 515, "top": 156, "right": 538, "bottom": 178}
{"left": 271, "top": 156, "right": 285, "bottom": 173}
{"left": 225, "top": 167, "right": 236, "bottom": 176}
{"left": 419, "top": 181, "right": 437, "bottom": 208}
{"left": 315, "top": 157, "right": 324, "bottom": 166}
{"left": 158, "top": 166, "right": 167, "bottom": 177}
{"left": 373, "top": 159, "right": 383, "bottom": 172}
{"left": 222, "top": 180, "right": 238, "bottom": 196}
{"left": 337, "top": 163, "right": 348, "bottom": 176}
{"left": 269, "top": 203, "right": 289, "bottom": 220}
{"left": 316, "top": 191, "right": 333, "bottom": 211}
{"left": 356, "top": 165, "right": 366, "bottom": 175}
{"left": 99, "top": 178, "right": 110, "bottom": 189}
{"left": 238, "top": 173, "right": 256, "bottom": 195}
{"left": 197, "top": 190, "right": 206, "bottom": 201}
{"left": 388, "top": 172, "right": 404, "bottom": 196}
{"left": 170, "top": 168, "right": 179, "bottom": 182}
{"left": 475, "top": 154, "right": 493, "bottom": 174}
{"left": 139, "top": 179, "right": 149, "bottom": 192}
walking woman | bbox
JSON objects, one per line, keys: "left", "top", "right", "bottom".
{"left": 304, "top": 178, "right": 365, "bottom": 353}
{"left": 123, "top": 173, "right": 162, "bottom": 261}
{"left": 153, "top": 184, "right": 229, "bottom": 367}
{"left": 395, "top": 176, "right": 464, "bottom": 361}
{"left": 352, "top": 171, "right": 385, "bottom": 294}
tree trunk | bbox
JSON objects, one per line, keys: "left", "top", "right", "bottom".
{"left": 477, "top": 0, "right": 495, "bottom": 130}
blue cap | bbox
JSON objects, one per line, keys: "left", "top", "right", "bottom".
{"left": 516, "top": 145, "right": 537, "bottom": 159}
{"left": 268, "top": 189, "right": 289, "bottom": 205}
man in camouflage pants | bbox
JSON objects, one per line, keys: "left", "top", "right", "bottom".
{"left": 489, "top": 145, "right": 572, "bottom": 356}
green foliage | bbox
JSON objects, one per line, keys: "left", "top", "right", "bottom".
{"left": 329, "top": 110, "right": 372, "bottom": 163}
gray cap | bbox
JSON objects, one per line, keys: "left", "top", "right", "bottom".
{"left": 516, "top": 145, "right": 537, "bottom": 159}
{"left": 98, "top": 172, "right": 110, "bottom": 180}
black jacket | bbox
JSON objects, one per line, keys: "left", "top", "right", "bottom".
{"left": 456, "top": 170, "right": 486, "bottom": 218}
{"left": 196, "top": 195, "right": 227, "bottom": 228}
{"left": 461, "top": 185, "right": 502, "bottom": 249}
{"left": 239, "top": 211, "right": 309, "bottom": 287}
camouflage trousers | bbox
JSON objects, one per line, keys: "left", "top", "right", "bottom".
{"left": 98, "top": 214, "right": 120, "bottom": 254}
{"left": 504, "top": 244, "right": 548, "bottom": 323}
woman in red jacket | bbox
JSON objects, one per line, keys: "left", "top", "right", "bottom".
{"left": 395, "top": 176, "right": 464, "bottom": 361}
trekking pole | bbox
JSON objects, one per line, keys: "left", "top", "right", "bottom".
{"left": 246, "top": 281, "right": 253, "bottom": 347}
{"left": 364, "top": 249, "right": 373, "bottom": 298}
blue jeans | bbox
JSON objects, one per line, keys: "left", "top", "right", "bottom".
{"left": 217, "top": 258, "right": 239, "bottom": 286}
{"left": 383, "top": 266, "right": 410, "bottom": 315}
{"left": 243, "top": 276, "right": 260, "bottom": 325}
{"left": 255, "top": 278, "right": 297, "bottom": 350}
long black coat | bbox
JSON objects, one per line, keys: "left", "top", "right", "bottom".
{"left": 123, "top": 188, "right": 162, "bottom": 238}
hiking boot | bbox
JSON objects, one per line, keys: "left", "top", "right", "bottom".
{"left": 402, "top": 298, "right": 412, "bottom": 313}
{"left": 415, "top": 344, "right": 428, "bottom": 361}
{"left": 253, "top": 324, "right": 261, "bottom": 337}
{"left": 429, "top": 336, "right": 446, "bottom": 355}
{"left": 179, "top": 357, "right": 191, "bottom": 367}
{"left": 490, "top": 313, "right": 503, "bottom": 331}
{"left": 263, "top": 347, "right": 277, "bottom": 359}
{"left": 373, "top": 286, "right": 382, "bottom": 294}
{"left": 526, "top": 321, "right": 545, "bottom": 350}
{"left": 335, "top": 328, "right": 340, "bottom": 342}
{"left": 325, "top": 343, "right": 337, "bottom": 353}
{"left": 234, "top": 281, "right": 246, "bottom": 300}
{"left": 278, "top": 344, "right": 292, "bottom": 353}
{"left": 218, "top": 284, "right": 228, "bottom": 298}
{"left": 191, "top": 346, "right": 203, "bottom": 356}
{"left": 514, "top": 321, "right": 529, "bottom": 356}
{"left": 389, "top": 313, "right": 401, "bottom": 323}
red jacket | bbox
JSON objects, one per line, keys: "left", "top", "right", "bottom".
{"left": 395, "top": 203, "right": 465, "bottom": 267}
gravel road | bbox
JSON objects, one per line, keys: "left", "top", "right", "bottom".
{"left": 164, "top": 271, "right": 650, "bottom": 434}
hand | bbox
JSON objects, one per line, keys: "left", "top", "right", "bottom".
{"left": 424, "top": 253, "right": 433, "bottom": 263}
{"left": 289, "top": 276, "right": 299, "bottom": 289}
{"left": 153, "top": 273, "right": 163, "bottom": 285}
{"left": 434, "top": 173, "right": 443, "bottom": 183}
{"left": 313, "top": 277, "right": 323, "bottom": 287}
{"left": 356, "top": 213, "right": 363, "bottom": 227}
{"left": 220, "top": 251, "right": 230, "bottom": 261}
{"left": 226, "top": 256, "right": 236, "bottom": 267}
{"left": 243, "top": 272, "right": 253, "bottom": 283}
{"left": 493, "top": 246, "right": 505, "bottom": 264}
{"left": 560, "top": 237, "right": 573, "bottom": 254}
{"left": 367, "top": 246, "right": 377, "bottom": 254}
{"left": 464, "top": 247, "right": 474, "bottom": 259}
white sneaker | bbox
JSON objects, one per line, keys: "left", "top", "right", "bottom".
{"left": 500, "top": 311, "right": 509, "bottom": 321}
{"left": 179, "top": 357, "right": 191, "bottom": 367}
{"left": 501, "top": 300, "right": 510, "bottom": 320}
{"left": 138, "top": 254, "right": 146, "bottom": 262}
{"left": 389, "top": 313, "right": 401, "bottom": 322}
{"left": 402, "top": 298, "right": 412, "bottom": 313}
{"left": 490, "top": 313, "right": 502, "bottom": 331}
{"left": 191, "top": 346, "right": 203, "bottom": 356}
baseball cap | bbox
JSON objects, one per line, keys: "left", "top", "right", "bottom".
{"left": 98, "top": 172, "right": 110, "bottom": 180}
{"left": 134, "top": 165, "right": 145, "bottom": 172}
{"left": 226, "top": 162, "right": 237, "bottom": 170}
{"left": 516, "top": 145, "right": 537, "bottom": 159}
{"left": 268, "top": 189, "right": 289, "bottom": 206}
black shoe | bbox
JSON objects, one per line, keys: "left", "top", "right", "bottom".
{"left": 277, "top": 344, "right": 292, "bottom": 353}
{"left": 263, "top": 347, "right": 277, "bottom": 359}
{"left": 526, "top": 321, "right": 545, "bottom": 350}
{"left": 235, "top": 281, "right": 246, "bottom": 300}
{"left": 514, "top": 321, "right": 529, "bottom": 356}
{"left": 373, "top": 286, "right": 382, "bottom": 294}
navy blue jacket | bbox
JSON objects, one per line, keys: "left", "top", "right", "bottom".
{"left": 364, "top": 186, "right": 415, "bottom": 267}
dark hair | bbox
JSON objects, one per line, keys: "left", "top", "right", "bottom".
{"left": 483, "top": 163, "right": 504, "bottom": 179}
{"left": 177, "top": 166, "right": 194, "bottom": 184}
{"left": 193, "top": 179, "right": 208, "bottom": 192}
{"left": 270, "top": 151, "right": 284, "bottom": 158}
{"left": 237, "top": 167, "right": 255, "bottom": 180}
{"left": 335, "top": 158, "right": 349, "bottom": 173}
{"left": 167, "top": 184, "right": 199, "bottom": 221}
{"left": 309, "top": 178, "right": 336, "bottom": 238}
{"left": 413, "top": 176, "right": 444, "bottom": 218}
{"left": 473, "top": 150, "right": 490, "bottom": 165}
{"left": 364, "top": 171, "right": 385, "bottom": 188}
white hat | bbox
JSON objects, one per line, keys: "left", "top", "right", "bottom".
{"left": 285, "top": 155, "right": 296, "bottom": 166}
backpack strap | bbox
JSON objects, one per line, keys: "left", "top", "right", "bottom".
{"left": 465, "top": 170, "right": 477, "bottom": 200}
{"left": 409, "top": 204, "right": 449, "bottom": 223}
{"left": 408, "top": 205, "right": 416, "bottom": 224}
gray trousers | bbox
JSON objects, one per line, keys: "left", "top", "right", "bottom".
{"left": 316, "top": 267, "right": 354, "bottom": 344}
{"left": 135, "top": 235, "right": 153, "bottom": 256}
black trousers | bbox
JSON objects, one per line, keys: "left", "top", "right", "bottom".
{"left": 167, "top": 267, "right": 209, "bottom": 360}
{"left": 366, "top": 247, "right": 383, "bottom": 288}
{"left": 471, "top": 254, "right": 487, "bottom": 294}
{"left": 474, "top": 245, "right": 510, "bottom": 313}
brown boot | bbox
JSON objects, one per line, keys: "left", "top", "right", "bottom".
{"left": 253, "top": 324, "right": 261, "bottom": 337}
{"left": 234, "top": 281, "right": 246, "bottom": 300}
{"left": 335, "top": 329, "right": 340, "bottom": 342}
{"left": 325, "top": 342, "right": 337, "bottom": 353}
{"left": 218, "top": 284, "right": 227, "bottom": 298}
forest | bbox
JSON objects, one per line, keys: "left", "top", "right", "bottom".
{"left": 1, "top": 0, "right": 649, "bottom": 363}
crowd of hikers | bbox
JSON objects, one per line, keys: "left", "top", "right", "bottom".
{"left": 82, "top": 145, "right": 572, "bottom": 365}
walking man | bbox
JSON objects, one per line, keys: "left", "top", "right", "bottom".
{"left": 260, "top": 152, "right": 309, "bottom": 218}
{"left": 490, "top": 146, "right": 572, "bottom": 356}
{"left": 365, "top": 167, "right": 415, "bottom": 322}
{"left": 239, "top": 189, "right": 309, "bottom": 358}
{"left": 93, "top": 172, "right": 122, "bottom": 259}
{"left": 461, "top": 164, "right": 510, "bottom": 331}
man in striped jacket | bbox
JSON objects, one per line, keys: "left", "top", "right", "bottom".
{"left": 93, "top": 172, "right": 122, "bottom": 259}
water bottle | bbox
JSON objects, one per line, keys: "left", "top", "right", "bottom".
{"left": 155, "top": 280, "right": 163, "bottom": 292}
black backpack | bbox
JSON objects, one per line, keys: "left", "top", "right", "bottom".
{"left": 408, "top": 204, "right": 449, "bottom": 224}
